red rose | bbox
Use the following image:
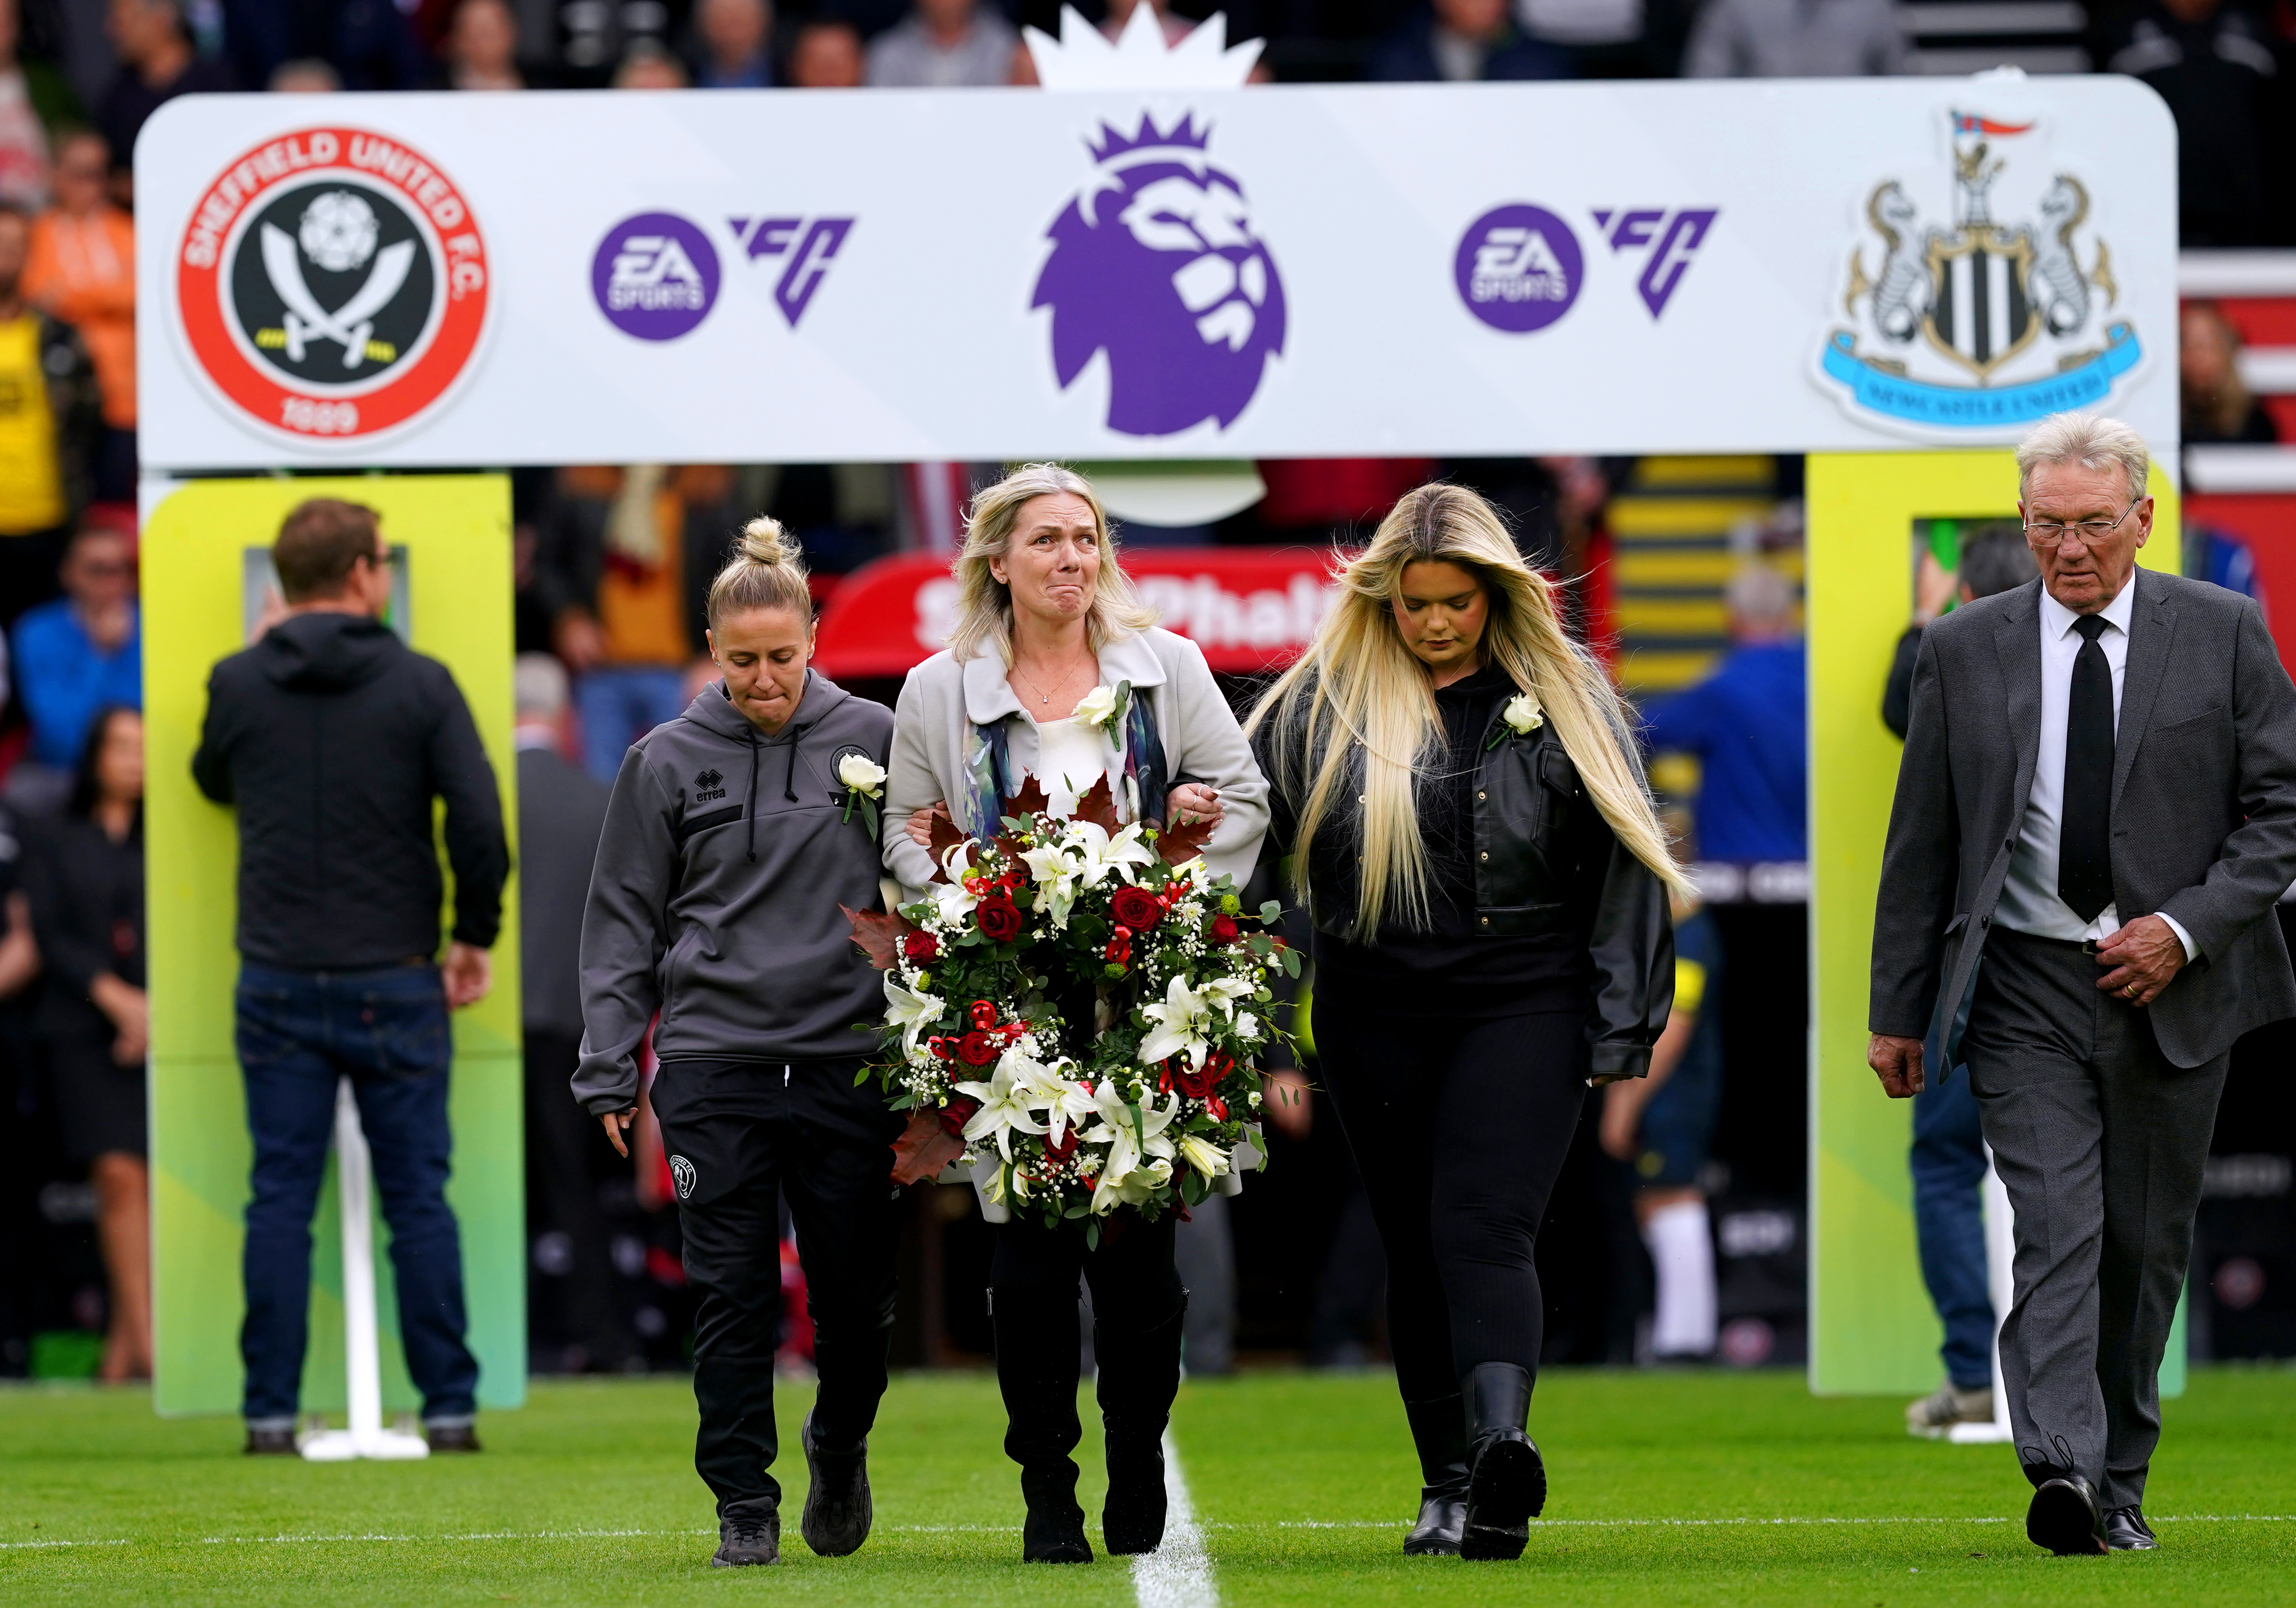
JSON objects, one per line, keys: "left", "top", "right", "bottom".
{"left": 1111, "top": 886, "right": 1164, "bottom": 932}
{"left": 975, "top": 895, "right": 1023, "bottom": 943}
{"left": 938, "top": 1095, "right": 980, "bottom": 1137}
{"left": 956, "top": 1030, "right": 999, "bottom": 1067}
{"left": 1045, "top": 1125, "right": 1077, "bottom": 1161}
{"left": 1175, "top": 1061, "right": 1215, "bottom": 1100}
{"left": 1210, "top": 914, "right": 1240, "bottom": 945}
{"left": 902, "top": 931, "right": 939, "bottom": 963}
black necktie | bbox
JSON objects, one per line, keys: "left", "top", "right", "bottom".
{"left": 2059, "top": 613, "right": 2115, "bottom": 922}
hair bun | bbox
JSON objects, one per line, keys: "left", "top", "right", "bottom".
{"left": 738, "top": 517, "right": 792, "bottom": 567}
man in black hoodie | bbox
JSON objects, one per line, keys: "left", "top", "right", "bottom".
{"left": 193, "top": 498, "right": 508, "bottom": 1456}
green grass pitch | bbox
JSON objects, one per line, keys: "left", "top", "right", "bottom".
{"left": 2, "top": 1367, "right": 2290, "bottom": 1605}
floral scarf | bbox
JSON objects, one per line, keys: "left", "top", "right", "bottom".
{"left": 965, "top": 684, "right": 1169, "bottom": 839}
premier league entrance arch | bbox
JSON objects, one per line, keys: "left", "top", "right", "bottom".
{"left": 135, "top": 21, "right": 2182, "bottom": 1414}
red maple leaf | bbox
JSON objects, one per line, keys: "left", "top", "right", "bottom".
{"left": 1001, "top": 775, "right": 1052, "bottom": 820}
{"left": 1073, "top": 774, "right": 1122, "bottom": 834}
{"left": 889, "top": 1106, "right": 969, "bottom": 1187}
{"left": 926, "top": 811, "right": 975, "bottom": 884}
{"left": 1156, "top": 812, "right": 1218, "bottom": 866}
{"left": 842, "top": 905, "right": 917, "bottom": 971}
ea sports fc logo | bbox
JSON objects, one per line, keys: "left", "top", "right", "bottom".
{"left": 177, "top": 128, "right": 490, "bottom": 444}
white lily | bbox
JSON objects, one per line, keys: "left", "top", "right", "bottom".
{"left": 1068, "top": 819, "right": 1158, "bottom": 889}
{"left": 1137, "top": 973, "right": 1217, "bottom": 1069}
{"left": 882, "top": 974, "right": 945, "bottom": 1054}
{"left": 954, "top": 1051, "right": 1048, "bottom": 1163}
{"left": 1019, "top": 836, "right": 1085, "bottom": 928}
{"left": 1081, "top": 1083, "right": 1179, "bottom": 1186}
{"left": 1177, "top": 1132, "right": 1231, "bottom": 1179}
{"left": 1091, "top": 1155, "right": 1172, "bottom": 1215}
{"left": 1024, "top": 1060, "right": 1099, "bottom": 1147}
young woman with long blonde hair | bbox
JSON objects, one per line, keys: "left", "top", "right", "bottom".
{"left": 1248, "top": 483, "right": 1683, "bottom": 1563}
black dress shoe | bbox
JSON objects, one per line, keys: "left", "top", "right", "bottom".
{"left": 2105, "top": 1506, "right": 2157, "bottom": 1550}
{"left": 711, "top": 1506, "right": 781, "bottom": 1567}
{"left": 425, "top": 1422, "right": 481, "bottom": 1453}
{"left": 243, "top": 1426, "right": 297, "bottom": 1456}
{"left": 799, "top": 1411, "right": 873, "bottom": 1557}
{"left": 2026, "top": 1475, "right": 2109, "bottom": 1555}
{"left": 1458, "top": 1363, "right": 1547, "bottom": 1563}
{"left": 1401, "top": 1395, "right": 1469, "bottom": 1557}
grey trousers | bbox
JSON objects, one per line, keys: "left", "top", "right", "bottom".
{"left": 1960, "top": 929, "right": 2227, "bottom": 1509}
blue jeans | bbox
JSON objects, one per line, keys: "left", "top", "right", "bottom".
{"left": 1911, "top": 1068, "right": 1996, "bottom": 1390}
{"left": 235, "top": 963, "right": 478, "bottom": 1427}
{"left": 576, "top": 665, "right": 687, "bottom": 784}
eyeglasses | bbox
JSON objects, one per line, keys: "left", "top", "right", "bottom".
{"left": 2023, "top": 501, "right": 2142, "bottom": 549}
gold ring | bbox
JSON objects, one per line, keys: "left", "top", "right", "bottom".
{"left": 2124, "top": 984, "right": 2138, "bottom": 999}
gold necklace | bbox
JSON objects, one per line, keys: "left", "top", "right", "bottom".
{"left": 1014, "top": 654, "right": 1092, "bottom": 708}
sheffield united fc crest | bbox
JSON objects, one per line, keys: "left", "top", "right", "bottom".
{"left": 1818, "top": 111, "right": 2141, "bottom": 437}
{"left": 177, "top": 127, "right": 490, "bottom": 444}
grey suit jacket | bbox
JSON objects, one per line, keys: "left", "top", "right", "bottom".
{"left": 1870, "top": 568, "right": 2296, "bottom": 1069}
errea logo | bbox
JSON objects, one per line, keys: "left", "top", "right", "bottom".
{"left": 695, "top": 767, "right": 726, "bottom": 802}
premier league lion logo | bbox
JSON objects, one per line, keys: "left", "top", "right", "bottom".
{"left": 1032, "top": 113, "right": 1286, "bottom": 438}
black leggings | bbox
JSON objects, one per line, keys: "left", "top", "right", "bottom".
{"left": 1312, "top": 1002, "right": 1588, "bottom": 1404}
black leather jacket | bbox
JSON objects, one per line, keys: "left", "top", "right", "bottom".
{"left": 1262, "top": 701, "right": 1674, "bottom": 1079}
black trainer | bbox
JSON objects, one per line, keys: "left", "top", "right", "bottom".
{"left": 425, "top": 1423, "right": 481, "bottom": 1453}
{"left": 2104, "top": 1505, "right": 2157, "bottom": 1551}
{"left": 711, "top": 1506, "right": 781, "bottom": 1567}
{"left": 243, "top": 1425, "right": 297, "bottom": 1456}
{"left": 2026, "top": 1475, "right": 2108, "bottom": 1556}
{"left": 800, "top": 1411, "right": 873, "bottom": 1556}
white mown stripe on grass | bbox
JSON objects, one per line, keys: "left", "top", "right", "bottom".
{"left": 5, "top": 1512, "right": 2291, "bottom": 1551}
{"left": 1129, "top": 1433, "right": 1218, "bottom": 1608}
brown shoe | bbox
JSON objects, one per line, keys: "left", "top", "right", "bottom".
{"left": 244, "top": 1425, "right": 298, "bottom": 1456}
{"left": 426, "top": 1422, "right": 482, "bottom": 1453}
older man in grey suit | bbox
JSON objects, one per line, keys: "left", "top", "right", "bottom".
{"left": 1869, "top": 413, "right": 2296, "bottom": 1556}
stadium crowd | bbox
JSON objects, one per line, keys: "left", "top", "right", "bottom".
{"left": 0, "top": 0, "right": 2287, "bottom": 1399}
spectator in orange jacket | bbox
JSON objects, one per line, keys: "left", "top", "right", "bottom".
{"left": 24, "top": 130, "right": 135, "bottom": 501}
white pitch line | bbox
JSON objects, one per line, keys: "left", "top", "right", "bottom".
{"left": 1129, "top": 1434, "right": 1218, "bottom": 1608}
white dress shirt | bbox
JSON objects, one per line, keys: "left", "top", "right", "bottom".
{"left": 1995, "top": 575, "right": 2195, "bottom": 959}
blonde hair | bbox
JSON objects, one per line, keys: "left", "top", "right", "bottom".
{"left": 946, "top": 463, "right": 1157, "bottom": 664}
{"left": 705, "top": 517, "right": 811, "bottom": 627}
{"left": 2016, "top": 412, "right": 2150, "bottom": 504}
{"left": 1246, "top": 483, "right": 1689, "bottom": 935}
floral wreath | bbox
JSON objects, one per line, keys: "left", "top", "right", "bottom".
{"left": 847, "top": 774, "right": 1297, "bottom": 1238}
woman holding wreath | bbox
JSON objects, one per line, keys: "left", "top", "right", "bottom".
{"left": 574, "top": 521, "right": 902, "bottom": 1570}
{"left": 883, "top": 463, "right": 1267, "bottom": 1563}
{"left": 1247, "top": 484, "right": 1683, "bottom": 1562}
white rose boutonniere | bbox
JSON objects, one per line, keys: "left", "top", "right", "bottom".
{"left": 1486, "top": 691, "right": 1545, "bottom": 750}
{"left": 836, "top": 751, "right": 887, "bottom": 834}
{"left": 1071, "top": 680, "right": 1130, "bottom": 739}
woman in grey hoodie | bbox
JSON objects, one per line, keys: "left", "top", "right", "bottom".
{"left": 883, "top": 464, "right": 1268, "bottom": 1564}
{"left": 574, "top": 520, "right": 896, "bottom": 1570}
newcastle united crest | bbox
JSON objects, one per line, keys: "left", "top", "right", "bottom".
{"left": 177, "top": 127, "right": 490, "bottom": 445}
{"left": 1818, "top": 111, "right": 2141, "bottom": 437}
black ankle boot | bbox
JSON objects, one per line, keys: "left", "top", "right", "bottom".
{"left": 994, "top": 1290, "right": 1093, "bottom": 1564}
{"left": 1097, "top": 1296, "right": 1187, "bottom": 1555}
{"left": 1402, "top": 1395, "right": 1471, "bottom": 1556}
{"left": 1459, "top": 1362, "right": 1545, "bottom": 1562}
